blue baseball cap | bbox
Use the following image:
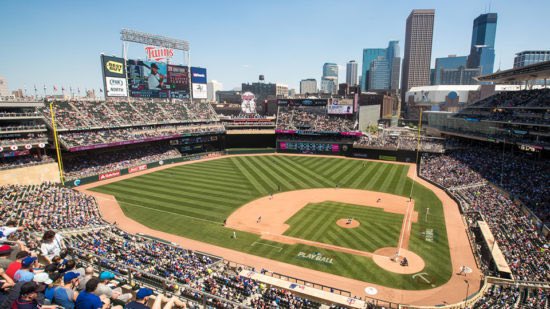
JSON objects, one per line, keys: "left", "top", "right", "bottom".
{"left": 21, "top": 256, "right": 37, "bottom": 268}
{"left": 63, "top": 272, "right": 80, "bottom": 283}
{"left": 136, "top": 288, "right": 153, "bottom": 299}
{"left": 99, "top": 271, "right": 115, "bottom": 281}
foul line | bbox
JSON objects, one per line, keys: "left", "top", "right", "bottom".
{"left": 251, "top": 241, "right": 283, "bottom": 252}
{"left": 90, "top": 193, "right": 223, "bottom": 225}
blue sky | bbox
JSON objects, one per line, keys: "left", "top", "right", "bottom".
{"left": 1, "top": 0, "right": 549, "bottom": 94}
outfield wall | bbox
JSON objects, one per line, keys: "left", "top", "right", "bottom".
{"left": 350, "top": 148, "right": 418, "bottom": 163}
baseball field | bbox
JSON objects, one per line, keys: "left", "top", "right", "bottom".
{"left": 90, "top": 155, "right": 452, "bottom": 290}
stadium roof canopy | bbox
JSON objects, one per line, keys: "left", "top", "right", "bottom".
{"left": 475, "top": 60, "right": 550, "bottom": 83}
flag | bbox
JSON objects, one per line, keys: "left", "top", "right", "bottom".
{"left": 62, "top": 86, "right": 65, "bottom": 92}
{"left": 43, "top": 85, "right": 46, "bottom": 91}
{"left": 34, "top": 85, "right": 37, "bottom": 92}
{"left": 53, "top": 85, "right": 57, "bottom": 92}
{"left": 99, "top": 88, "right": 103, "bottom": 93}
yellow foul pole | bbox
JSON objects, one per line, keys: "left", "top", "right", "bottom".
{"left": 49, "top": 102, "right": 65, "bottom": 185}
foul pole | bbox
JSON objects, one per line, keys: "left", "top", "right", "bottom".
{"left": 408, "top": 109, "right": 423, "bottom": 200}
{"left": 49, "top": 102, "right": 65, "bottom": 185}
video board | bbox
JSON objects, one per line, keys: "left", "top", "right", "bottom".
{"left": 127, "top": 59, "right": 170, "bottom": 98}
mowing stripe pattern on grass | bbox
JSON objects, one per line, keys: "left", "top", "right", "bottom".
{"left": 91, "top": 155, "right": 452, "bottom": 290}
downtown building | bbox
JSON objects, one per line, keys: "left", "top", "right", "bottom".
{"left": 361, "top": 41, "right": 400, "bottom": 92}
{"left": 434, "top": 55, "right": 480, "bottom": 85}
{"left": 514, "top": 50, "right": 550, "bottom": 68}
{"left": 321, "top": 63, "right": 338, "bottom": 94}
{"left": 207, "top": 80, "right": 223, "bottom": 102}
{"left": 300, "top": 79, "right": 317, "bottom": 94}
{"left": 401, "top": 9, "right": 435, "bottom": 105}
{"left": 346, "top": 60, "right": 358, "bottom": 87}
{"left": 467, "top": 13, "right": 498, "bottom": 76}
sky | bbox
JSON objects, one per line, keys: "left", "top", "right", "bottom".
{"left": 1, "top": 0, "right": 549, "bottom": 94}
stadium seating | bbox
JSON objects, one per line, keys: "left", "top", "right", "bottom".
{"left": 421, "top": 152, "right": 550, "bottom": 282}
{"left": 277, "top": 105, "right": 356, "bottom": 132}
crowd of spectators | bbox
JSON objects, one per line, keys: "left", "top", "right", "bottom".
{"left": 455, "top": 108, "right": 549, "bottom": 125}
{"left": 474, "top": 284, "right": 548, "bottom": 309}
{"left": 42, "top": 100, "right": 220, "bottom": 132}
{"left": 0, "top": 155, "right": 54, "bottom": 171}
{"left": 63, "top": 145, "right": 182, "bottom": 180}
{"left": 58, "top": 124, "right": 225, "bottom": 149}
{"left": 468, "top": 88, "right": 550, "bottom": 109}
{"left": 421, "top": 152, "right": 550, "bottom": 282}
{"left": 355, "top": 134, "right": 445, "bottom": 153}
{"left": 277, "top": 106, "right": 356, "bottom": 132}
{"left": 0, "top": 124, "right": 46, "bottom": 133}
{"left": 421, "top": 148, "right": 549, "bottom": 223}
{"left": 0, "top": 134, "right": 48, "bottom": 147}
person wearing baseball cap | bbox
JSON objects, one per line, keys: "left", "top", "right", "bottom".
{"left": 52, "top": 271, "right": 79, "bottom": 309}
{"left": 14, "top": 257, "right": 37, "bottom": 283}
{"left": 75, "top": 278, "right": 108, "bottom": 309}
{"left": 94, "top": 271, "right": 115, "bottom": 298}
{"left": 147, "top": 63, "right": 164, "bottom": 90}
{"left": 6, "top": 251, "right": 30, "bottom": 280}
{"left": 125, "top": 288, "right": 154, "bottom": 309}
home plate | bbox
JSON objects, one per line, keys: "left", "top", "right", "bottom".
{"left": 364, "top": 287, "right": 378, "bottom": 295}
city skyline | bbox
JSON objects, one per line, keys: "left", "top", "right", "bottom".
{"left": 1, "top": 0, "right": 549, "bottom": 94}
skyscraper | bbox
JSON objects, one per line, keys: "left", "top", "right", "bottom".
{"left": 467, "top": 13, "right": 497, "bottom": 75}
{"left": 361, "top": 41, "right": 401, "bottom": 92}
{"left": 346, "top": 61, "right": 358, "bottom": 86}
{"left": 401, "top": 9, "right": 435, "bottom": 104}
{"left": 322, "top": 63, "right": 338, "bottom": 94}
{"left": 361, "top": 49, "right": 385, "bottom": 91}
{"left": 368, "top": 56, "right": 391, "bottom": 90}
{"left": 387, "top": 41, "right": 401, "bottom": 91}
{"left": 300, "top": 79, "right": 317, "bottom": 94}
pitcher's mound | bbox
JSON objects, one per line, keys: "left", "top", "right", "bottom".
{"left": 336, "top": 219, "right": 360, "bottom": 228}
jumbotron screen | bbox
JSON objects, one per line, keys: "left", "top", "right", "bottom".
{"left": 127, "top": 60, "right": 189, "bottom": 98}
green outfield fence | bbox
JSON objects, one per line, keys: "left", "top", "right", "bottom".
{"left": 225, "top": 148, "right": 276, "bottom": 155}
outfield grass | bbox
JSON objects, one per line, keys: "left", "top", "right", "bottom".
{"left": 91, "top": 155, "right": 452, "bottom": 290}
{"left": 284, "top": 201, "right": 403, "bottom": 252}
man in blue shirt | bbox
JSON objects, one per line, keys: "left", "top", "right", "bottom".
{"left": 76, "top": 278, "right": 107, "bottom": 309}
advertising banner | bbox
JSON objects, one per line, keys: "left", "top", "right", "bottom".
{"left": 277, "top": 99, "right": 327, "bottom": 106}
{"left": 101, "top": 55, "right": 128, "bottom": 97}
{"left": 192, "top": 83, "right": 207, "bottom": 99}
{"left": 167, "top": 65, "right": 190, "bottom": 98}
{"left": 190, "top": 67, "right": 207, "bottom": 84}
{"left": 327, "top": 98, "right": 353, "bottom": 114}
{"left": 127, "top": 59, "right": 170, "bottom": 98}
{"left": 105, "top": 77, "right": 128, "bottom": 97}
{"left": 128, "top": 164, "right": 147, "bottom": 174}
{"left": 99, "top": 171, "right": 120, "bottom": 180}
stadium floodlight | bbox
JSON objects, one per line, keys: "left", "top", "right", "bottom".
{"left": 120, "top": 29, "right": 189, "bottom": 51}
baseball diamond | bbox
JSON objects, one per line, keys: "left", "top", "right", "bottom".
{"left": 86, "top": 155, "right": 454, "bottom": 290}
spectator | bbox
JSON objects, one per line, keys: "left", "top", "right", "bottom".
{"left": 52, "top": 272, "right": 79, "bottom": 309}
{"left": 40, "top": 231, "right": 65, "bottom": 264}
{"left": 75, "top": 278, "right": 107, "bottom": 309}
{"left": 14, "top": 257, "right": 37, "bottom": 283}
{"left": 0, "top": 221, "right": 24, "bottom": 241}
{"left": 11, "top": 282, "right": 41, "bottom": 309}
{"left": 6, "top": 252, "right": 30, "bottom": 280}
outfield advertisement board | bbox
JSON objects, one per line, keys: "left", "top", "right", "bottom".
{"left": 128, "top": 164, "right": 148, "bottom": 174}
{"left": 101, "top": 55, "right": 128, "bottom": 97}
